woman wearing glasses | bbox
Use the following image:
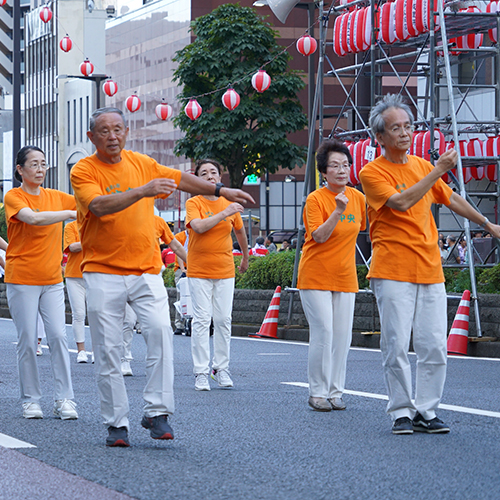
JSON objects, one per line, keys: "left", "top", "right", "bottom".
{"left": 4, "top": 146, "right": 78, "bottom": 420}
{"left": 298, "top": 139, "right": 366, "bottom": 412}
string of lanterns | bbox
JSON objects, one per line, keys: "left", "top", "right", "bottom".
{"left": 30, "top": 2, "right": 319, "bottom": 122}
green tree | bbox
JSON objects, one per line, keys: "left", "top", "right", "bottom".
{"left": 0, "top": 205, "right": 7, "bottom": 243}
{"left": 172, "top": 3, "right": 308, "bottom": 187}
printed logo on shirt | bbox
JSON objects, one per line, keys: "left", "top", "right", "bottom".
{"left": 396, "top": 183, "right": 407, "bottom": 193}
{"left": 339, "top": 213, "right": 356, "bottom": 223}
{"left": 105, "top": 183, "right": 132, "bottom": 194}
{"left": 205, "top": 210, "right": 228, "bottom": 222}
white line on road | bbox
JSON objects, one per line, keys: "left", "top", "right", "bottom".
{"left": 257, "top": 353, "right": 290, "bottom": 356}
{"left": 281, "top": 382, "right": 500, "bottom": 419}
{"left": 0, "top": 432, "right": 36, "bottom": 449}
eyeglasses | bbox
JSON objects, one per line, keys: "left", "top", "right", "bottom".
{"left": 387, "top": 124, "right": 414, "bottom": 135}
{"left": 326, "top": 163, "right": 351, "bottom": 171}
{"left": 23, "top": 164, "right": 48, "bottom": 171}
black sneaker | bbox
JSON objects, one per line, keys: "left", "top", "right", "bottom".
{"left": 413, "top": 413, "right": 450, "bottom": 434}
{"left": 392, "top": 417, "right": 414, "bottom": 435}
{"left": 141, "top": 415, "right": 174, "bottom": 440}
{"left": 106, "top": 426, "right": 130, "bottom": 447}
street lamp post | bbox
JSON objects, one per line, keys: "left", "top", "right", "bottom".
{"left": 12, "top": 0, "right": 21, "bottom": 187}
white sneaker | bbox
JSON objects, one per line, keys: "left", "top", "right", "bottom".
{"left": 36, "top": 343, "right": 43, "bottom": 356}
{"left": 195, "top": 373, "right": 210, "bottom": 391}
{"left": 53, "top": 399, "right": 78, "bottom": 420}
{"left": 76, "top": 351, "right": 88, "bottom": 363}
{"left": 211, "top": 369, "right": 233, "bottom": 388}
{"left": 22, "top": 402, "right": 43, "bottom": 419}
{"left": 121, "top": 360, "right": 133, "bottom": 376}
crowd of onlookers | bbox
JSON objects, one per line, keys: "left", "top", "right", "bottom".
{"left": 438, "top": 231, "right": 492, "bottom": 265}
{"left": 231, "top": 234, "right": 298, "bottom": 257}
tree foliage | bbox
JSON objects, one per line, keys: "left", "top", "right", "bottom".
{"left": 172, "top": 4, "right": 308, "bottom": 187}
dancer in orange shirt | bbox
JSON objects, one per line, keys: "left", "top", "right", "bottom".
{"left": 186, "top": 159, "right": 249, "bottom": 391}
{"left": 360, "top": 94, "right": 500, "bottom": 434}
{"left": 298, "top": 140, "right": 366, "bottom": 412}
{"left": 5, "top": 146, "right": 78, "bottom": 420}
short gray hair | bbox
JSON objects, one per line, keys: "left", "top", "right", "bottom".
{"left": 89, "top": 107, "right": 127, "bottom": 132}
{"left": 369, "top": 94, "right": 414, "bottom": 135}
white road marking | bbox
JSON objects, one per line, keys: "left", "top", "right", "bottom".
{"left": 0, "top": 432, "right": 36, "bottom": 449}
{"left": 257, "top": 353, "right": 290, "bottom": 356}
{"left": 282, "top": 382, "right": 500, "bottom": 419}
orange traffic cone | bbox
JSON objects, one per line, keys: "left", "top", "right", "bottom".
{"left": 249, "top": 286, "right": 281, "bottom": 339}
{"left": 447, "top": 289, "right": 470, "bottom": 356}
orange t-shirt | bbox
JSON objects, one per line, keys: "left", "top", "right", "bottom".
{"left": 297, "top": 186, "right": 366, "bottom": 292}
{"left": 63, "top": 220, "right": 83, "bottom": 279}
{"left": 70, "top": 150, "right": 182, "bottom": 275}
{"left": 359, "top": 154, "right": 453, "bottom": 284}
{"left": 4, "top": 187, "right": 76, "bottom": 285}
{"left": 185, "top": 196, "right": 243, "bottom": 279}
{"left": 154, "top": 216, "right": 175, "bottom": 270}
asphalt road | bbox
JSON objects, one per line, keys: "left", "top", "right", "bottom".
{"left": 0, "top": 317, "right": 499, "bottom": 500}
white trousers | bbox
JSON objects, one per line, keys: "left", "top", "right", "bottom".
{"left": 189, "top": 277, "right": 234, "bottom": 375}
{"left": 65, "top": 277, "right": 87, "bottom": 344}
{"left": 371, "top": 279, "right": 447, "bottom": 421}
{"left": 300, "top": 290, "right": 355, "bottom": 398}
{"left": 122, "top": 304, "right": 137, "bottom": 362}
{"left": 174, "top": 268, "right": 185, "bottom": 330}
{"left": 7, "top": 283, "right": 74, "bottom": 403}
{"left": 84, "top": 272, "right": 174, "bottom": 429}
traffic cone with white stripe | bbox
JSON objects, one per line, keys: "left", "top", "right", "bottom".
{"left": 447, "top": 289, "right": 470, "bottom": 356}
{"left": 249, "top": 286, "right": 281, "bottom": 339}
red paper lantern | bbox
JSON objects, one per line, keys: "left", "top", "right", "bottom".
{"left": 0, "top": 0, "right": 8, "bottom": 7}
{"left": 126, "top": 94, "right": 141, "bottom": 113}
{"left": 356, "top": 7, "right": 372, "bottom": 52}
{"left": 155, "top": 101, "right": 173, "bottom": 121}
{"left": 454, "top": 6, "right": 483, "bottom": 52}
{"left": 339, "top": 12, "right": 350, "bottom": 55}
{"left": 346, "top": 10, "right": 358, "bottom": 53}
{"left": 80, "top": 59, "right": 94, "bottom": 77}
{"left": 487, "top": 1, "right": 499, "bottom": 43}
{"left": 222, "top": 88, "right": 240, "bottom": 111}
{"left": 333, "top": 15, "right": 346, "bottom": 57}
{"left": 296, "top": 35, "right": 317, "bottom": 56}
{"left": 59, "top": 36, "right": 72, "bottom": 53}
{"left": 103, "top": 79, "right": 118, "bottom": 97}
{"left": 251, "top": 70, "right": 271, "bottom": 93}
{"left": 395, "top": 0, "right": 411, "bottom": 42}
{"left": 467, "top": 138, "right": 484, "bottom": 180}
{"left": 184, "top": 99, "right": 202, "bottom": 120}
{"left": 40, "top": 5, "right": 52, "bottom": 23}
{"left": 379, "top": 1, "right": 396, "bottom": 45}
{"left": 484, "top": 136, "right": 500, "bottom": 181}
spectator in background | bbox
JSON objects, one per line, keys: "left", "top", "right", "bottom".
{"left": 279, "top": 239, "right": 291, "bottom": 252}
{"left": 438, "top": 238, "right": 447, "bottom": 264}
{"left": 446, "top": 235, "right": 460, "bottom": 264}
{"left": 232, "top": 241, "right": 243, "bottom": 256}
{"left": 265, "top": 235, "right": 277, "bottom": 253}
{"left": 251, "top": 237, "right": 269, "bottom": 256}
{"left": 458, "top": 238, "right": 467, "bottom": 264}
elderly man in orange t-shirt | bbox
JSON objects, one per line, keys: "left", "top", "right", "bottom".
{"left": 360, "top": 94, "right": 500, "bottom": 435}
{"left": 71, "top": 107, "right": 254, "bottom": 447}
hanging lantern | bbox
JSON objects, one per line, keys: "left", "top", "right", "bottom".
{"left": 126, "top": 93, "right": 141, "bottom": 113}
{"left": 59, "top": 35, "right": 72, "bottom": 53}
{"left": 39, "top": 5, "right": 52, "bottom": 23}
{"left": 184, "top": 99, "right": 202, "bottom": 120}
{"left": 484, "top": 136, "right": 500, "bottom": 181}
{"left": 487, "top": 1, "right": 499, "bottom": 43}
{"left": 251, "top": 70, "right": 271, "bottom": 93}
{"left": 222, "top": 88, "right": 240, "bottom": 111}
{"left": 423, "top": 129, "right": 446, "bottom": 161}
{"left": 467, "top": 138, "right": 484, "bottom": 180}
{"left": 346, "top": 10, "right": 358, "bottom": 53}
{"left": 296, "top": 35, "right": 318, "bottom": 56}
{"left": 394, "top": 0, "right": 411, "bottom": 42}
{"left": 333, "top": 13, "right": 347, "bottom": 57}
{"left": 103, "top": 79, "right": 118, "bottom": 97}
{"left": 379, "top": 1, "right": 397, "bottom": 45}
{"left": 356, "top": 6, "right": 372, "bottom": 52}
{"left": 155, "top": 100, "right": 173, "bottom": 121}
{"left": 455, "top": 6, "right": 483, "bottom": 52}
{"left": 1, "top": 0, "right": 8, "bottom": 7}
{"left": 80, "top": 59, "right": 94, "bottom": 77}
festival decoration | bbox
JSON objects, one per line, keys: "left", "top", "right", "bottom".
{"left": 184, "top": 99, "right": 202, "bottom": 120}
{"left": 40, "top": 5, "right": 52, "bottom": 23}
{"left": 251, "top": 70, "right": 271, "bottom": 93}
{"left": 379, "top": 1, "right": 397, "bottom": 45}
{"left": 103, "top": 79, "right": 118, "bottom": 97}
{"left": 222, "top": 88, "right": 240, "bottom": 111}
{"left": 59, "top": 36, "right": 72, "bottom": 53}
{"left": 80, "top": 59, "right": 94, "bottom": 77}
{"left": 296, "top": 35, "right": 317, "bottom": 56}
{"left": 467, "top": 138, "right": 484, "bottom": 180}
{"left": 0, "top": 0, "right": 8, "bottom": 7}
{"left": 126, "top": 93, "right": 141, "bottom": 113}
{"left": 487, "top": 1, "right": 499, "bottom": 43}
{"left": 484, "top": 136, "right": 500, "bottom": 181}
{"left": 155, "top": 100, "right": 173, "bottom": 120}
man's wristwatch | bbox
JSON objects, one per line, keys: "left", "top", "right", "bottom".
{"left": 479, "top": 217, "right": 490, "bottom": 229}
{"left": 214, "top": 182, "right": 224, "bottom": 197}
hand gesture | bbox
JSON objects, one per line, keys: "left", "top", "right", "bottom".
{"left": 223, "top": 203, "right": 244, "bottom": 218}
{"left": 238, "top": 259, "right": 248, "bottom": 274}
{"left": 435, "top": 148, "right": 458, "bottom": 175}
{"left": 487, "top": 222, "right": 500, "bottom": 240}
{"left": 142, "top": 178, "right": 178, "bottom": 198}
{"left": 334, "top": 192, "right": 349, "bottom": 214}
{"left": 222, "top": 188, "right": 255, "bottom": 205}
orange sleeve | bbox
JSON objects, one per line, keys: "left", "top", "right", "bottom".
{"left": 155, "top": 217, "right": 174, "bottom": 245}
{"left": 359, "top": 168, "right": 398, "bottom": 212}
{"left": 233, "top": 212, "right": 243, "bottom": 231}
{"left": 4, "top": 190, "right": 26, "bottom": 222}
{"left": 185, "top": 197, "right": 202, "bottom": 228}
{"left": 63, "top": 221, "right": 79, "bottom": 252}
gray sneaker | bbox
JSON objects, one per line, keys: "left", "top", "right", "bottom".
{"left": 308, "top": 397, "right": 332, "bottom": 412}
{"left": 23, "top": 402, "right": 43, "bottom": 419}
{"left": 211, "top": 369, "right": 233, "bottom": 388}
{"left": 195, "top": 373, "right": 210, "bottom": 391}
{"left": 53, "top": 399, "right": 78, "bottom": 420}
{"left": 328, "top": 397, "right": 346, "bottom": 410}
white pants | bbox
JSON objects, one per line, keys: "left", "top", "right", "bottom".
{"left": 84, "top": 272, "right": 174, "bottom": 430}
{"left": 174, "top": 268, "right": 185, "bottom": 330}
{"left": 7, "top": 283, "right": 74, "bottom": 403}
{"left": 189, "top": 277, "right": 234, "bottom": 375}
{"left": 300, "top": 290, "right": 355, "bottom": 399}
{"left": 122, "top": 304, "right": 137, "bottom": 362}
{"left": 65, "top": 277, "right": 87, "bottom": 344}
{"left": 371, "top": 279, "right": 447, "bottom": 421}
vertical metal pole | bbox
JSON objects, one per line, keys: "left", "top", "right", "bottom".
{"left": 307, "top": 2, "right": 316, "bottom": 192}
{"left": 318, "top": 2, "right": 325, "bottom": 148}
{"left": 248, "top": 209, "right": 252, "bottom": 249}
{"left": 265, "top": 169, "right": 270, "bottom": 234}
{"left": 12, "top": 0, "right": 21, "bottom": 186}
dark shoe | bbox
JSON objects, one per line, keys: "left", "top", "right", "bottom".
{"left": 173, "top": 328, "right": 184, "bottom": 335}
{"left": 392, "top": 417, "right": 414, "bottom": 435}
{"left": 141, "top": 415, "right": 174, "bottom": 440}
{"left": 413, "top": 413, "right": 450, "bottom": 434}
{"left": 308, "top": 397, "right": 332, "bottom": 412}
{"left": 106, "top": 426, "right": 130, "bottom": 447}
